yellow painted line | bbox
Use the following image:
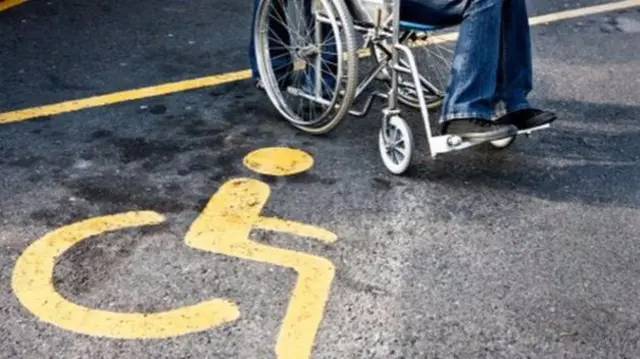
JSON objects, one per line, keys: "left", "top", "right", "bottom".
{"left": 528, "top": 0, "right": 640, "bottom": 25}
{"left": 0, "top": 70, "right": 251, "bottom": 124}
{"left": 11, "top": 211, "right": 241, "bottom": 339}
{"left": 13, "top": 149, "right": 338, "bottom": 358}
{"left": 397, "top": 0, "right": 640, "bottom": 48}
{"left": 185, "top": 177, "right": 337, "bottom": 359}
{"left": 243, "top": 147, "right": 314, "bottom": 176}
{"left": 1, "top": 0, "right": 639, "bottom": 124}
{"left": 0, "top": 0, "right": 27, "bottom": 12}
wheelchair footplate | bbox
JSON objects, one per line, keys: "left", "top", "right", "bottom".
{"left": 378, "top": 113, "right": 552, "bottom": 175}
{"left": 426, "top": 122, "right": 551, "bottom": 157}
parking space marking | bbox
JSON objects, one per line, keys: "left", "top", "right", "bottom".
{"left": 0, "top": 0, "right": 638, "bottom": 125}
{"left": 527, "top": 0, "right": 639, "bottom": 25}
{"left": 11, "top": 211, "right": 241, "bottom": 339}
{"left": 12, "top": 148, "right": 337, "bottom": 358}
{"left": 243, "top": 147, "right": 314, "bottom": 176}
{"left": 0, "top": 69, "right": 251, "bottom": 124}
{"left": 0, "top": 0, "right": 27, "bottom": 12}
{"left": 186, "top": 176, "right": 337, "bottom": 359}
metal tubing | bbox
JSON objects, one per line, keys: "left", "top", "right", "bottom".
{"left": 314, "top": 13, "right": 322, "bottom": 99}
{"left": 380, "top": 0, "right": 403, "bottom": 141}
{"left": 355, "top": 56, "right": 389, "bottom": 98}
{"left": 349, "top": 92, "right": 388, "bottom": 117}
{"left": 388, "top": 0, "right": 401, "bottom": 110}
{"left": 394, "top": 44, "right": 434, "bottom": 153}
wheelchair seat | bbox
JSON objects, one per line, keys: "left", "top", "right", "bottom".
{"left": 398, "top": 20, "right": 443, "bottom": 32}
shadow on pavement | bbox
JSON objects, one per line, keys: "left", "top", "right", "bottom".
{"left": 397, "top": 99, "right": 640, "bottom": 210}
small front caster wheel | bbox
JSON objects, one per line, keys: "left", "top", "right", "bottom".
{"left": 489, "top": 135, "right": 516, "bottom": 149}
{"left": 378, "top": 116, "right": 414, "bottom": 175}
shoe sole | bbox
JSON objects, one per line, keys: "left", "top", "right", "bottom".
{"left": 496, "top": 111, "right": 557, "bottom": 130}
{"left": 517, "top": 112, "right": 557, "bottom": 130}
{"left": 454, "top": 125, "right": 518, "bottom": 142}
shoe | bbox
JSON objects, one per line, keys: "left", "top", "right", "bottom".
{"left": 441, "top": 118, "right": 518, "bottom": 141}
{"left": 495, "top": 108, "right": 556, "bottom": 130}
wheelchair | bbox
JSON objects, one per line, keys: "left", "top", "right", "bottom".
{"left": 252, "top": 0, "right": 551, "bottom": 174}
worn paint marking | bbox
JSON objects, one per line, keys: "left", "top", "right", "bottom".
{"left": 186, "top": 177, "right": 337, "bottom": 359}
{"left": 0, "top": 70, "right": 251, "bottom": 124}
{"left": 243, "top": 147, "right": 315, "bottom": 176}
{"left": 1, "top": 0, "right": 638, "bottom": 124}
{"left": 12, "top": 177, "right": 337, "bottom": 358}
{"left": 11, "top": 211, "right": 241, "bottom": 339}
{"left": 0, "top": 0, "right": 27, "bottom": 12}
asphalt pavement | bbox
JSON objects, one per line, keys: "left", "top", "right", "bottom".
{"left": 1, "top": 0, "right": 640, "bottom": 358}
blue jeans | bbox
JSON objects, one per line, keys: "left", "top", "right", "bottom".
{"left": 249, "top": 0, "right": 337, "bottom": 95}
{"left": 401, "top": 0, "right": 534, "bottom": 122}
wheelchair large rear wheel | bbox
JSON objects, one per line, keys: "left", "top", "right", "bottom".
{"left": 372, "top": 30, "right": 454, "bottom": 111}
{"left": 254, "top": 0, "right": 358, "bottom": 135}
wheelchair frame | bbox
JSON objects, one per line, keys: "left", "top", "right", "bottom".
{"left": 253, "top": 0, "right": 551, "bottom": 174}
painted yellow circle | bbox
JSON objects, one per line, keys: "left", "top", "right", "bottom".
{"left": 243, "top": 147, "right": 314, "bottom": 176}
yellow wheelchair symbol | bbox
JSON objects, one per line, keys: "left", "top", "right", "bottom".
{"left": 12, "top": 147, "right": 337, "bottom": 359}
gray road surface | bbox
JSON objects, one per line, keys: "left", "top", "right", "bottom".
{"left": 1, "top": 0, "right": 640, "bottom": 358}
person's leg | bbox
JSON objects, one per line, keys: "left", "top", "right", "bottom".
{"left": 494, "top": 0, "right": 556, "bottom": 129}
{"left": 301, "top": 0, "right": 338, "bottom": 98}
{"left": 249, "top": 0, "right": 261, "bottom": 80}
{"left": 400, "top": 0, "right": 517, "bottom": 141}
{"left": 495, "top": 0, "right": 531, "bottom": 112}
{"left": 250, "top": 0, "right": 294, "bottom": 88}
{"left": 438, "top": 0, "right": 517, "bottom": 140}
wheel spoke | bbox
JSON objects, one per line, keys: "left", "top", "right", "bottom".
{"left": 391, "top": 149, "right": 400, "bottom": 164}
{"left": 392, "top": 126, "right": 400, "bottom": 143}
{"left": 255, "top": 0, "right": 357, "bottom": 134}
{"left": 394, "top": 145, "right": 408, "bottom": 159}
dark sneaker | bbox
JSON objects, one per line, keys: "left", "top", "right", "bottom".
{"left": 495, "top": 108, "right": 556, "bottom": 130}
{"left": 441, "top": 118, "right": 518, "bottom": 141}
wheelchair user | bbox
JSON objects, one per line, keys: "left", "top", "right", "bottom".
{"left": 249, "top": 0, "right": 557, "bottom": 141}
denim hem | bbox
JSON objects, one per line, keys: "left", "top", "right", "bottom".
{"left": 504, "top": 103, "right": 533, "bottom": 113}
